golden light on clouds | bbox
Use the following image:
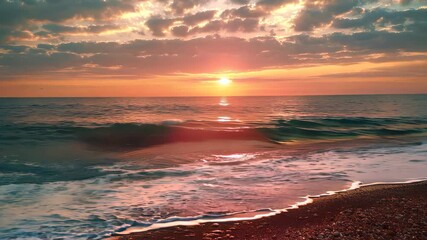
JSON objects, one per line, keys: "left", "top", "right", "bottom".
{"left": 0, "top": 0, "right": 426, "bottom": 96}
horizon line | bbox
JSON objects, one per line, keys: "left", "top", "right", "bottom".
{"left": 1, "top": 93, "right": 427, "bottom": 98}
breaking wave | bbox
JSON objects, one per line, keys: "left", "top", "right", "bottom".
{"left": 77, "top": 117, "right": 427, "bottom": 149}
{"left": 2, "top": 117, "right": 426, "bottom": 150}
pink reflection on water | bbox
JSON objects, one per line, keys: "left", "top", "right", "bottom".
{"left": 219, "top": 97, "right": 229, "bottom": 106}
{"left": 217, "top": 116, "right": 232, "bottom": 122}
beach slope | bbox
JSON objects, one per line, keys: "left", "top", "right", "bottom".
{"left": 113, "top": 181, "right": 427, "bottom": 240}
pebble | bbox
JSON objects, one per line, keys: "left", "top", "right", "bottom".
{"left": 120, "top": 183, "right": 427, "bottom": 240}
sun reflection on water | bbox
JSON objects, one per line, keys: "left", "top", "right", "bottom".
{"left": 219, "top": 97, "right": 229, "bottom": 106}
{"left": 217, "top": 116, "right": 232, "bottom": 122}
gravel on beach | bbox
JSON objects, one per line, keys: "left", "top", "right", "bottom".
{"left": 114, "top": 181, "right": 427, "bottom": 240}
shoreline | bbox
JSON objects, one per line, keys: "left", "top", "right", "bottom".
{"left": 111, "top": 180, "right": 427, "bottom": 239}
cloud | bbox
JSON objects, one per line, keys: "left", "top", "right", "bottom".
{"left": 0, "top": 0, "right": 138, "bottom": 43}
{"left": 0, "top": 50, "right": 83, "bottom": 75}
{"left": 169, "top": 0, "right": 211, "bottom": 15}
{"left": 222, "top": 18, "right": 260, "bottom": 32}
{"left": 2, "top": 27, "right": 427, "bottom": 80}
{"left": 171, "top": 25, "right": 190, "bottom": 37}
{"left": 332, "top": 8, "right": 427, "bottom": 31}
{"left": 183, "top": 10, "right": 217, "bottom": 26}
{"left": 229, "top": 0, "right": 250, "bottom": 5}
{"left": 329, "top": 30, "right": 427, "bottom": 52}
{"left": 148, "top": 9, "right": 263, "bottom": 37}
{"left": 0, "top": 27, "right": 34, "bottom": 43}
{"left": 42, "top": 23, "right": 122, "bottom": 35}
{"left": 37, "top": 44, "right": 55, "bottom": 50}
{"left": 256, "top": 0, "right": 297, "bottom": 10}
{"left": 57, "top": 42, "right": 120, "bottom": 54}
{"left": 317, "top": 62, "right": 427, "bottom": 78}
{"left": 293, "top": 0, "right": 375, "bottom": 31}
{"left": 172, "top": 18, "right": 261, "bottom": 36}
{"left": 0, "top": 45, "right": 29, "bottom": 53}
{"left": 146, "top": 16, "right": 176, "bottom": 37}
{"left": 221, "top": 5, "right": 270, "bottom": 19}
{"left": 0, "top": 0, "right": 137, "bottom": 26}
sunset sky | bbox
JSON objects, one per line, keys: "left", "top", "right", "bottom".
{"left": 0, "top": 0, "right": 426, "bottom": 97}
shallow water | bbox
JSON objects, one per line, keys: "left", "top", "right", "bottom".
{"left": 1, "top": 95, "right": 427, "bottom": 239}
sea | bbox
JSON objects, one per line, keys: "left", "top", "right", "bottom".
{"left": 1, "top": 95, "right": 427, "bottom": 239}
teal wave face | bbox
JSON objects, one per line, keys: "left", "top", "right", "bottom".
{"left": 0, "top": 159, "right": 118, "bottom": 185}
{"left": 1, "top": 117, "right": 426, "bottom": 149}
{"left": 262, "top": 117, "right": 427, "bottom": 142}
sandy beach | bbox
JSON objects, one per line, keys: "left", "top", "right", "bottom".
{"left": 113, "top": 181, "right": 427, "bottom": 240}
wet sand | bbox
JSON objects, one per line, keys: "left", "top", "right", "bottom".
{"left": 112, "top": 180, "right": 427, "bottom": 240}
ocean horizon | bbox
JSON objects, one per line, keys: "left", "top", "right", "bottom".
{"left": 2, "top": 93, "right": 427, "bottom": 98}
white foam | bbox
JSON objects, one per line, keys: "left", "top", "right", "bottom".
{"left": 116, "top": 178, "right": 427, "bottom": 236}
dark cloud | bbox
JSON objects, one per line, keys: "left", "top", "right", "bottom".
{"left": 58, "top": 42, "right": 120, "bottom": 54}
{"left": 146, "top": 16, "right": 176, "bottom": 37}
{"left": 0, "top": 0, "right": 138, "bottom": 43}
{"left": 171, "top": 18, "right": 261, "bottom": 37}
{"left": 192, "top": 20, "right": 223, "bottom": 33}
{"left": 223, "top": 18, "right": 260, "bottom": 32}
{"left": 294, "top": 0, "right": 376, "bottom": 31}
{"left": 0, "top": 51, "right": 83, "bottom": 76}
{"left": 229, "top": 0, "right": 250, "bottom": 5}
{"left": 42, "top": 24, "right": 121, "bottom": 35}
{"left": 37, "top": 44, "right": 55, "bottom": 50}
{"left": 221, "top": 5, "right": 270, "bottom": 19}
{"left": 0, "top": 0, "right": 137, "bottom": 26}
{"left": 0, "top": 45, "right": 30, "bottom": 53}
{"left": 182, "top": 10, "right": 217, "bottom": 26}
{"left": 171, "top": 25, "right": 190, "bottom": 37}
{"left": 220, "top": 0, "right": 295, "bottom": 23}
{"left": 42, "top": 24, "right": 83, "bottom": 34}
{"left": 329, "top": 30, "right": 427, "bottom": 52}
{"left": 149, "top": 10, "right": 263, "bottom": 37}
{"left": 187, "top": 18, "right": 260, "bottom": 35}
{"left": 169, "top": 0, "right": 211, "bottom": 15}
{"left": 166, "top": 5, "right": 271, "bottom": 37}
{"left": 0, "top": 27, "right": 34, "bottom": 43}
{"left": 332, "top": 8, "right": 427, "bottom": 31}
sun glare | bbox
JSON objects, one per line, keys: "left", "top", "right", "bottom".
{"left": 218, "top": 77, "right": 232, "bottom": 86}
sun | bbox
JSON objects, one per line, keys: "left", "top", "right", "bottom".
{"left": 218, "top": 77, "right": 232, "bottom": 86}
